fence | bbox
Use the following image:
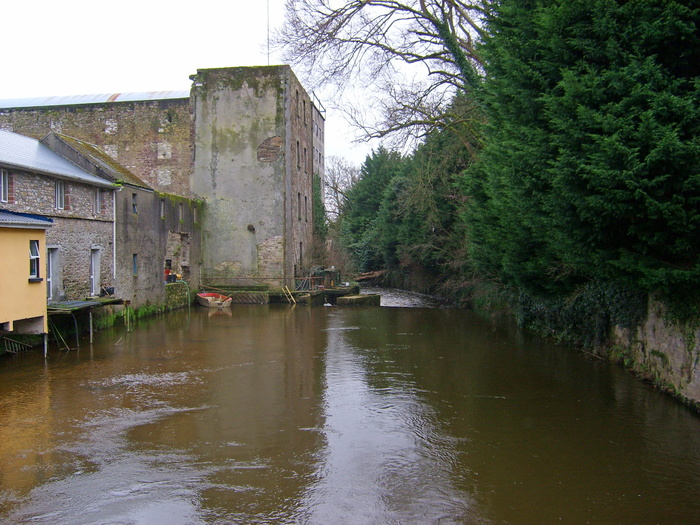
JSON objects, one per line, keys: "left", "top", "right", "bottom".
{"left": 1, "top": 336, "right": 34, "bottom": 355}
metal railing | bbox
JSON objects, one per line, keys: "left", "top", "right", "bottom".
{"left": 2, "top": 336, "right": 33, "bottom": 354}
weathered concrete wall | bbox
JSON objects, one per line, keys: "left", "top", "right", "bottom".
{"left": 611, "top": 298, "right": 700, "bottom": 407}
{"left": 192, "top": 66, "right": 291, "bottom": 287}
{"left": 114, "top": 187, "right": 201, "bottom": 308}
{"left": 0, "top": 98, "right": 194, "bottom": 197}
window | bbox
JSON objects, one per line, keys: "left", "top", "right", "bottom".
{"left": 303, "top": 100, "right": 307, "bottom": 125}
{"left": 94, "top": 188, "right": 102, "bottom": 214}
{"left": 296, "top": 141, "right": 300, "bottom": 168}
{"left": 47, "top": 248, "right": 59, "bottom": 299}
{"left": 160, "top": 199, "right": 165, "bottom": 219}
{"left": 55, "top": 181, "right": 65, "bottom": 209}
{"left": 29, "top": 240, "right": 41, "bottom": 281}
{"left": 132, "top": 254, "right": 138, "bottom": 275}
{"left": 298, "top": 193, "right": 301, "bottom": 220}
{"left": 304, "top": 147, "right": 307, "bottom": 173}
{"left": 90, "top": 248, "right": 101, "bottom": 296}
{"left": 305, "top": 196, "right": 308, "bottom": 222}
{"left": 178, "top": 202, "right": 183, "bottom": 222}
{"left": 132, "top": 193, "right": 138, "bottom": 214}
{"left": 1, "top": 169, "right": 8, "bottom": 203}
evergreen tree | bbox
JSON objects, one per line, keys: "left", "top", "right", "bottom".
{"left": 340, "top": 147, "right": 406, "bottom": 271}
{"left": 467, "top": 0, "right": 700, "bottom": 298}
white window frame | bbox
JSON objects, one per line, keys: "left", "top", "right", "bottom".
{"left": 90, "top": 248, "right": 102, "bottom": 296}
{"left": 1, "top": 169, "right": 8, "bottom": 203}
{"left": 55, "top": 181, "right": 65, "bottom": 210}
{"left": 29, "top": 240, "right": 40, "bottom": 279}
{"left": 47, "top": 247, "right": 59, "bottom": 300}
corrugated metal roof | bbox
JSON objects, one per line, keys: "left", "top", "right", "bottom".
{"left": 0, "top": 129, "right": 115, "bottom": 187}
{"left": 0, "top": 91, "right": 190, "bottom": 109}
{"left": 0, "top": 208, "right": 53, "bottom": 228}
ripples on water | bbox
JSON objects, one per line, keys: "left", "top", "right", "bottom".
{"left": 1, "top": 292, "right": 699, "bottom": 524}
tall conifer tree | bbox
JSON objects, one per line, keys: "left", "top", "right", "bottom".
{"left": 467, "top": 0, "right": 700, "bottom": 298}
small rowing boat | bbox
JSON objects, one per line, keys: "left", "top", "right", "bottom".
{"left": 196, "top": 292, "right": 232, "bottom": 308}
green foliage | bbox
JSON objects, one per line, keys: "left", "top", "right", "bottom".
{"left": 312, "top": 173, "right": 328, "bottom": 239}
{"left": 340, "top": 147, "right": 407, "bottom": 271}
{"left": 513, "top": 280, "right": 648, "bottom": 348}
{"left": 336, "top": 105, "right": 476, "bottom": 296}
{"left": 466, "top": 0, "right": 700, "bottom": 303}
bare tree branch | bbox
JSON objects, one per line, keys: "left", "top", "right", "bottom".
{"left": 275, "top": 0, "right": 491, "bottom": 149}
{"left": 324, "top": 155, "right": 361, "bottom": 221}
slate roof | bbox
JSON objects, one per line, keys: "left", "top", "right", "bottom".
{"left": 0, "top": 208, "right": 53, "bottom": 229}
{"left": 0, "top": 91, "right": 190, "bottom": 109}
{"left": 50, "top": 133, "right": 151, "bottom": 190}
{"left": 0, "top": 129, "right": 114, "bottom": 188}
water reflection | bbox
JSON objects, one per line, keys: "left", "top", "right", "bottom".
{"left": 1, "top": 300, "right": 699, "bottom": 524}
{"left": 303, "top": 310, "right": 477, "bottom": 524}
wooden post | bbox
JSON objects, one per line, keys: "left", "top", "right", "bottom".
{"left": 89, "top": 310, "right": 93, "bottom": 344}
{"left": 72, "top": 313, "right": 79, "bottom": 349}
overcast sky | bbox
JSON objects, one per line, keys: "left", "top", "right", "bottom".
{"left": 1, "top": 0, "right": 373, "bottom": 165}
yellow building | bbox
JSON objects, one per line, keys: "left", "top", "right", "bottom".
{"left": 0, "top": 210, "right": 53, "bottom": 336}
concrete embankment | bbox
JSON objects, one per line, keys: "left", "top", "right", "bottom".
{"left": 609, "top": 298, "right": 700, "bottom": 409}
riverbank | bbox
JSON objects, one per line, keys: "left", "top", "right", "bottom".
{"left": 375, "top": 275, "right": 700, "bottom": 412}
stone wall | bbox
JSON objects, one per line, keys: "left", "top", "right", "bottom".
{"left": 113, "top": 187, "right": 201, "bottom": 308}
{"left": 0, "top": 98, "right": 193, "bottom": 197}
{"left": 1, "top": 168, "right": 114, "bottom": 301}
{"left": 47, "top": 217, "right": 113, "bottom": 300}
{"left": 1, "top": 65, "right": 323, "bottom": 296}
{"left": 611, "top": 298, "right": 700, "bottom": 407}
{"left": 3, "top": 168, "right": 113, "bottom": 219}
{"left": 289, "top": 72, "right": 315, "bottom": 280}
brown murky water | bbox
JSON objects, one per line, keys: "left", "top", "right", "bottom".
{"left": 1, "top": 292, "right": 700, "bottom": 524}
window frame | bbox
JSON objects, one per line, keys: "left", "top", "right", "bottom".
{"left": 29, "top": 240, "right": 41, "bottom": 281}
{"left": 94, "top": 188, "right": 102, "bottom": 214}
{"left": 0, "top": 169, "right": 8, "bottom": 203}
{"left": 55, "top": 180, "right": 65, "bottom": 210}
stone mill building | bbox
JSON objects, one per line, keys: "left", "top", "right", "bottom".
{"left": 0, "top": 65, "right": 326, "bottom": 304}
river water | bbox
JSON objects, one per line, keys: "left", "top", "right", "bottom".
{"left": 1, "top": 290, "right": 699, "bottom": 524}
